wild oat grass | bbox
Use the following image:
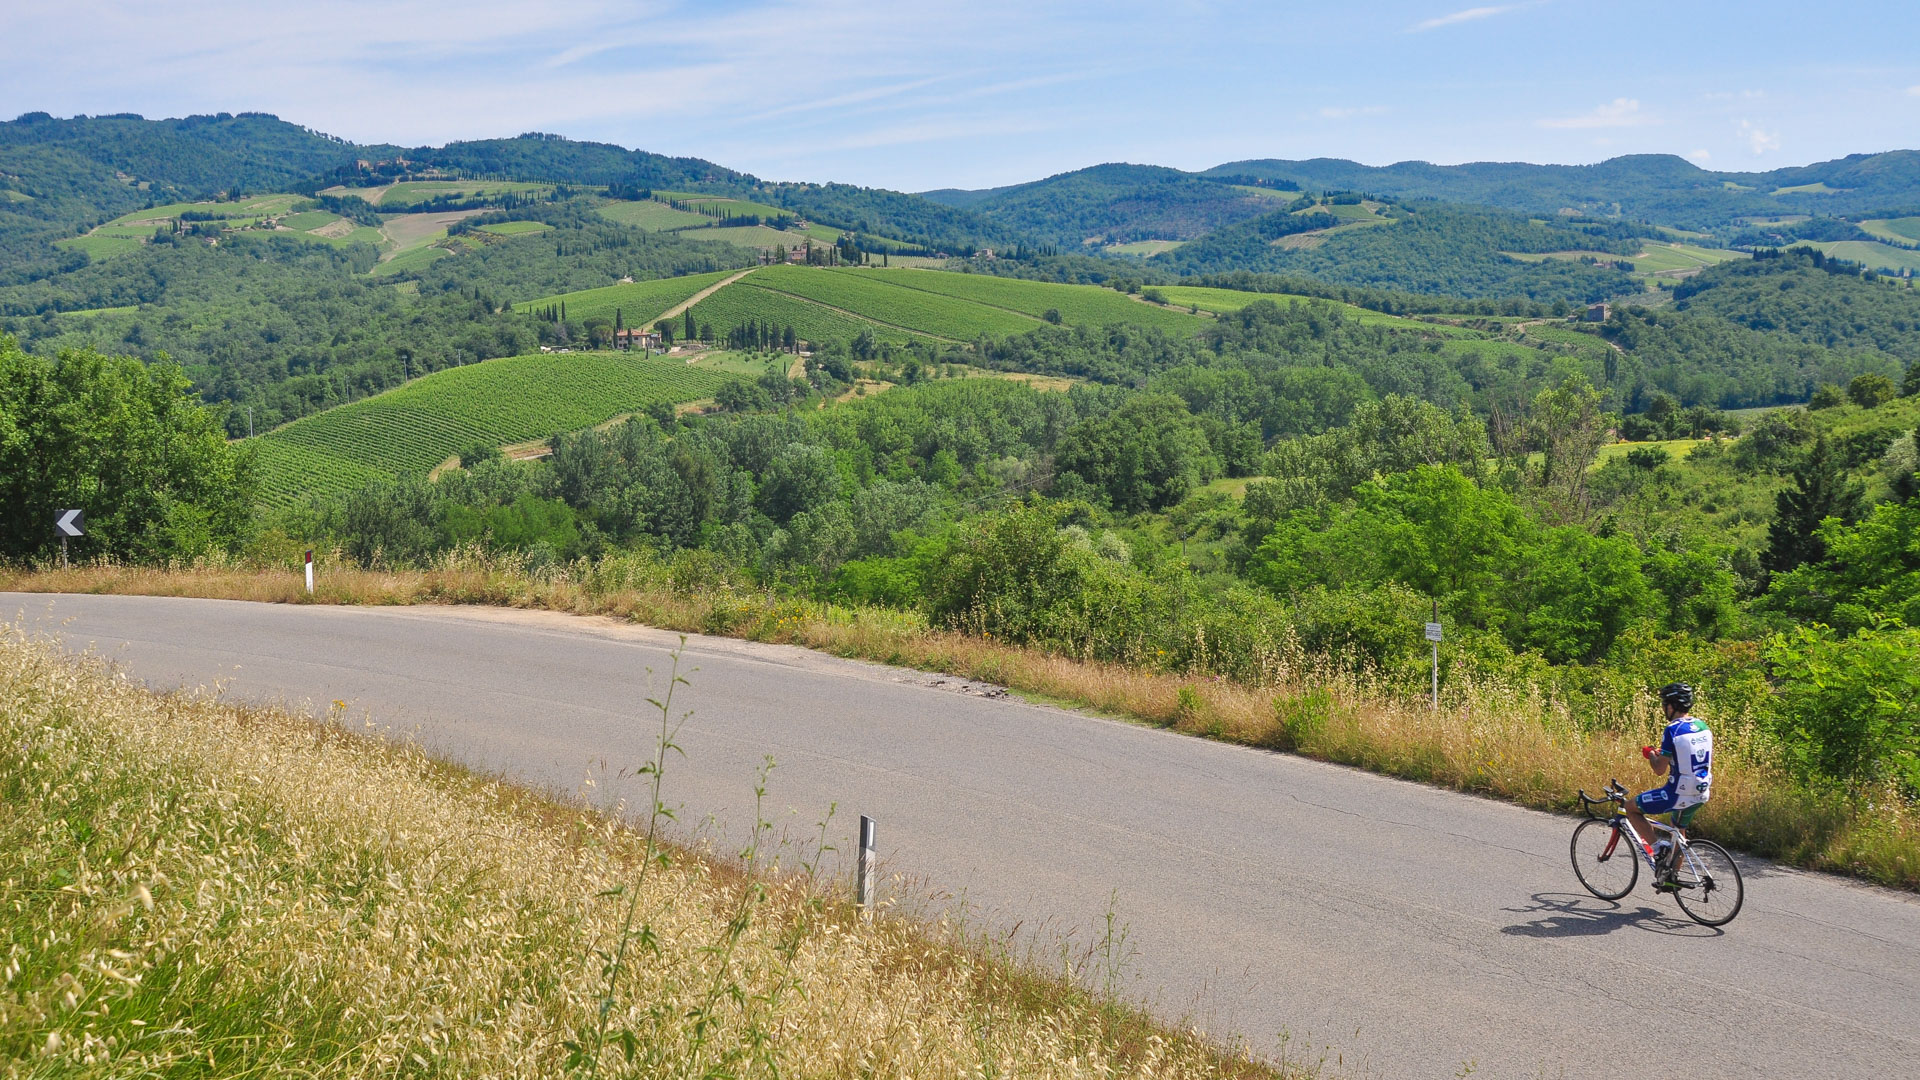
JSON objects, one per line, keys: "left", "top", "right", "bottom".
{"left": 0, "top": 627, "right": 1278, "bottom": 1078}
{"left": 4, "top": 554, "right": 1915, "bottom": 890}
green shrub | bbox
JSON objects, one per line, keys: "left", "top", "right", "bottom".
{"left": 1765, "top": 620, "right": 1920, "bottom": 792}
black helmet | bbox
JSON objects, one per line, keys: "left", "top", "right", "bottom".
{"left": 1659, "top": 682, "right": 1695, "bottom": 711}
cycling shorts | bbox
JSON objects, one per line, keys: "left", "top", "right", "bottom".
{"left": 1636, "top": 785, "right": 1703, "bottom": 828}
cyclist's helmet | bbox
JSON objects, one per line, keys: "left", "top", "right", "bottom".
{"left": 1659, "top": 682, "right": 1695, "bottom": 711}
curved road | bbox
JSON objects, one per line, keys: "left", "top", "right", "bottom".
{"left": 8, "top": 594, "right": 1918, "bottom": 1079}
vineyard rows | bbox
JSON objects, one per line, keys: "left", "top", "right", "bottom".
{"left": 747, "top": 266, "right": 1041, "bottom": 340}
{"left": 253, "top": 352, "right": 735, "bottom": 507}
{"left": 688, "top": 282, "right": 926, "bottom": 346}
{"left": 832, "top": 268, "right": 1206, "bottom": 333}
{"left": 520, "top": 269, "right": 736, "bottom": 326}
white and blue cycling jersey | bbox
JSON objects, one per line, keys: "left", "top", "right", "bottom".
{"left": 1650, "top": 716, "right": 1712, "bottom": 809}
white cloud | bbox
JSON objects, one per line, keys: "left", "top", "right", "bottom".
{"left": 1688, "top": 148, "right": 1712, "bottom": 163}
{"left": 1538, "top": 98, "right": 1655, "bottom": 129}
{"left": 1408, "top": 4, "right": 1522, "bottom": 32}
{"left": 1908, "top": 85, "right": 1920, "bottom": 96}
{"left": 1319, "top": 105, "right": 1388, "bottom": 119}
{"left": 1740, "top": 120, "right": 1781, "bottom": 155}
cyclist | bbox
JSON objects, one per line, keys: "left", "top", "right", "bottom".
{"left": 1624, "top": 682, "right": 1712, "bottom": 887}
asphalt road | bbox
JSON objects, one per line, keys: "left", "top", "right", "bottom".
{"left": 8, "top": 593, "right": 1919, "bottom": 1079}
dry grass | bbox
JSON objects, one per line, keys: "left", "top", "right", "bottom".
{"left": 0, "top": 624, "right": 1286, "bottom": 1078}
{"left": 5, "top": 555, "right": 1915, "bottom": 891}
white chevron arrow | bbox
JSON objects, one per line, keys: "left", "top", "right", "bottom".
{"left": 55, "top": 509, "right": 84, "bottom": 537}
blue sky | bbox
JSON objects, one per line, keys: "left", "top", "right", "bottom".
{"left": 6, "top": 1, "right": 1918, "bottom": 191}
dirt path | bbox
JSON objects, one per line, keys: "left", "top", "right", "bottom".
{"left": 659, "top": 267, "right": 760, "bottom": 322}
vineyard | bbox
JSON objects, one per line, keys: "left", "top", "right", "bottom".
{"left": 688, "top": 281, "right": 925, "bottom": 345}
{"left": 832, "top": 268, "right": 1207, "bottom": 333}
{"left": 519, "top": 270, "right": 738, "bottom": 326}
{"left": 1148, "top": 284, "right": 1467, "bottom": 332}
{"left": 252, "top": 352, "right": 736, "bottom": 506}
{"left": 748, "top": 266, "right": 1042, "bottom": 339}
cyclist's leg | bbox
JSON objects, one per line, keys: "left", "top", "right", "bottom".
{"left": 1629, "top": 786, "right": 1678, "bottom": 852}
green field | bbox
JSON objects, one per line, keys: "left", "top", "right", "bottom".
{"left": 596, "top": 200, "right": 713, "bottom": 230}
{"left": 56, "top": 227, "right": 155, "bottom": 260}
{"left": 1771, "top": 240, "right": 1920, "bottom": 275}
{"left": 749, "top": 266, "right": 1040, "bottom": 339}
{"left": 1506, "top": 242, "right": 1741, "bottom": 277}
{"left": 1105, "top": 240, "right": 1184, "bottom": 256}
{"left": 1859, "top": 217, "right": 1920, "bottom": 245}
{"left": 322, "top": 180, "right": 552, "bottom": 209}
{"left": 524, "top": 267, "right": 1218, "bottom": 349}
{"left": 840, "top": 268, "right": 1206, "bottom": 333}
{"left": 1131, "top": 283, "right": 1469, "bottom": 333}
{"left": 694, "top": 224, "right": 804, "bottom": 249}
{"left": 252, "top": 352, "right": 737, "bottom": 506}
{"left": 1594, "top": 437, "right": 1708, "bottom": 465}
{"left": 367, "top": 243, "right": 452, "bottom": 277}
{"left": 107, "top": 193, "right": 304, "bottom": 224}
{"left": 477, "top": 220, "right": 553, "bottom": 236}
{"left": 653, "top": 191, "right": 791, "bottom": 220}
{"left": 1771, "top": 182, "right": 1842, "bottom": 196}
{"left": 690, "top": 282, "right": 924, "bottom": 346}
{"left": 520, "top": 269, "right": 740, "bottom": 325}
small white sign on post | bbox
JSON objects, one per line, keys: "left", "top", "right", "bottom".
{"left": 304, "top": 549, "right": 314, "bottom": 594}
{"left": 1424, "top": 622, "right": 1443, "bottom": 643}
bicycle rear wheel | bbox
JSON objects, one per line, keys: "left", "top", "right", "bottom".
{"left": 1571, "top": 818, "right": 1639, "bottom": 900}
{"left": 1673, "top": 840, "right": 1744, "bottom": 926}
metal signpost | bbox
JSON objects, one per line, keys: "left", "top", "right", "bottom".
{"left": 1425, "top": 600, "right": 1442, "bottom": 711}
{"left": 54, "top": 509, "right": 84, "bottom": 567}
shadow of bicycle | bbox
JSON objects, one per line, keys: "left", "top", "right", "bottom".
{"left": 1500, "top": 892, "right": 1722, "bottom": 939}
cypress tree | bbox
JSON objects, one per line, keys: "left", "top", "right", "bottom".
{"left": 1764, "top": 433, "right": 1867, "bottom": 573}
{"left": 685, "top": 308, "right": 695, "bottom": 342}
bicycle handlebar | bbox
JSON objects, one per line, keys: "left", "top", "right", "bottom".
{"left": 1577, "top": 780, "right": 1630, "bottom": 818}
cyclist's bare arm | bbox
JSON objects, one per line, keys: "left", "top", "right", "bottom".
{"left": 1647, "top": 752, "right": 1672, "bottom": 777}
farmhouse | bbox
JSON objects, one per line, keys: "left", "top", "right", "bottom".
{"left": 1583, "top": 302, "right": 1610, "bottom": 322}
{"left": 614, "top": 328, "right": 661, "bottom": 350}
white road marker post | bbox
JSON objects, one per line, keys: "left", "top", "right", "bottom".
{"left": 856, "top": 815, "right": 876, "bottom": 920}
{"left": 304, "top": 549, "right": 314, "bottom": 595}
{"left": 1425, "top": 600, "right": 1442, "bottom": 711}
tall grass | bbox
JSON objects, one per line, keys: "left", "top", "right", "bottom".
{"left": 0, "top": 625, "right": 1281, "bottom": 1078}
{"left": 5, "top": 550, "right": 1915, "bottom": 890}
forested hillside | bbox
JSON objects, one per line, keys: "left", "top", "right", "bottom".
{"left": 918, "top": 163, "right": 1295, "bottom": 247}
{"left": 1165, "top": 201, "right": 1647, "bottom": 301}
{"left": 1203, "top": 151, "right": 1920, "bottom": 228}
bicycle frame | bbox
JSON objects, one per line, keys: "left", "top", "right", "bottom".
{"left": 1579, "top": 781, "right": 1713, "bottom": 892}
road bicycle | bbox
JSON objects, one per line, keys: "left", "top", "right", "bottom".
{"left": 1571, "top": 779, "right": 1744, "bottom": 926}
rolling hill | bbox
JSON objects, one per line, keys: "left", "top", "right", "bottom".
{"left": 250, "top": 349, "right": 742, "bottom": 506}
{"left": 524, "top": 265, "right": 1210, "bottom": 347}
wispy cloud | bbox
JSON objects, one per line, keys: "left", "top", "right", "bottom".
{"left": 1538, "top": 97, "right": 1655, "bottom": 129}
{"left": 1908, "top": 85, "right": 1920, "bottom": 96}
{"left": 1319, "top": 105, "right": 1388, "bottom": 119}
{"left": 1688, "top": 148, "right": 1711, "bottom": 163}
{"left": 1740, "top": 119, "right": 1781, "bottom": 154}
{"left": 1408, "top": 4, "right": 1522, "bottom": 32}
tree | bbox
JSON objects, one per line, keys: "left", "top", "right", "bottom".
{"left": 684, "top": 308, "right": 696, "bottom": 342}
{"left": 0, "top": 339, "right": 255, "bottom": 562}
{"left": 1054, "top": 394, "right": 1221, "bottom": 514}
{"left": 1849, "top": 372, "right": 1897, "bottom": 409}
{"left": 1904, "top": 363, "right": 1920, "bottom": 398}
{"left": 1763, "top": 433, "right": 1866, "bottom": 574}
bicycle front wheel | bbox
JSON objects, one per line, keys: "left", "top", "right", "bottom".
{"left": 1673, "top": 839, "right": 1744, "bottom": 926}
{"left": 1571, "top": 818, "right": 1639, "bottom": 900}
